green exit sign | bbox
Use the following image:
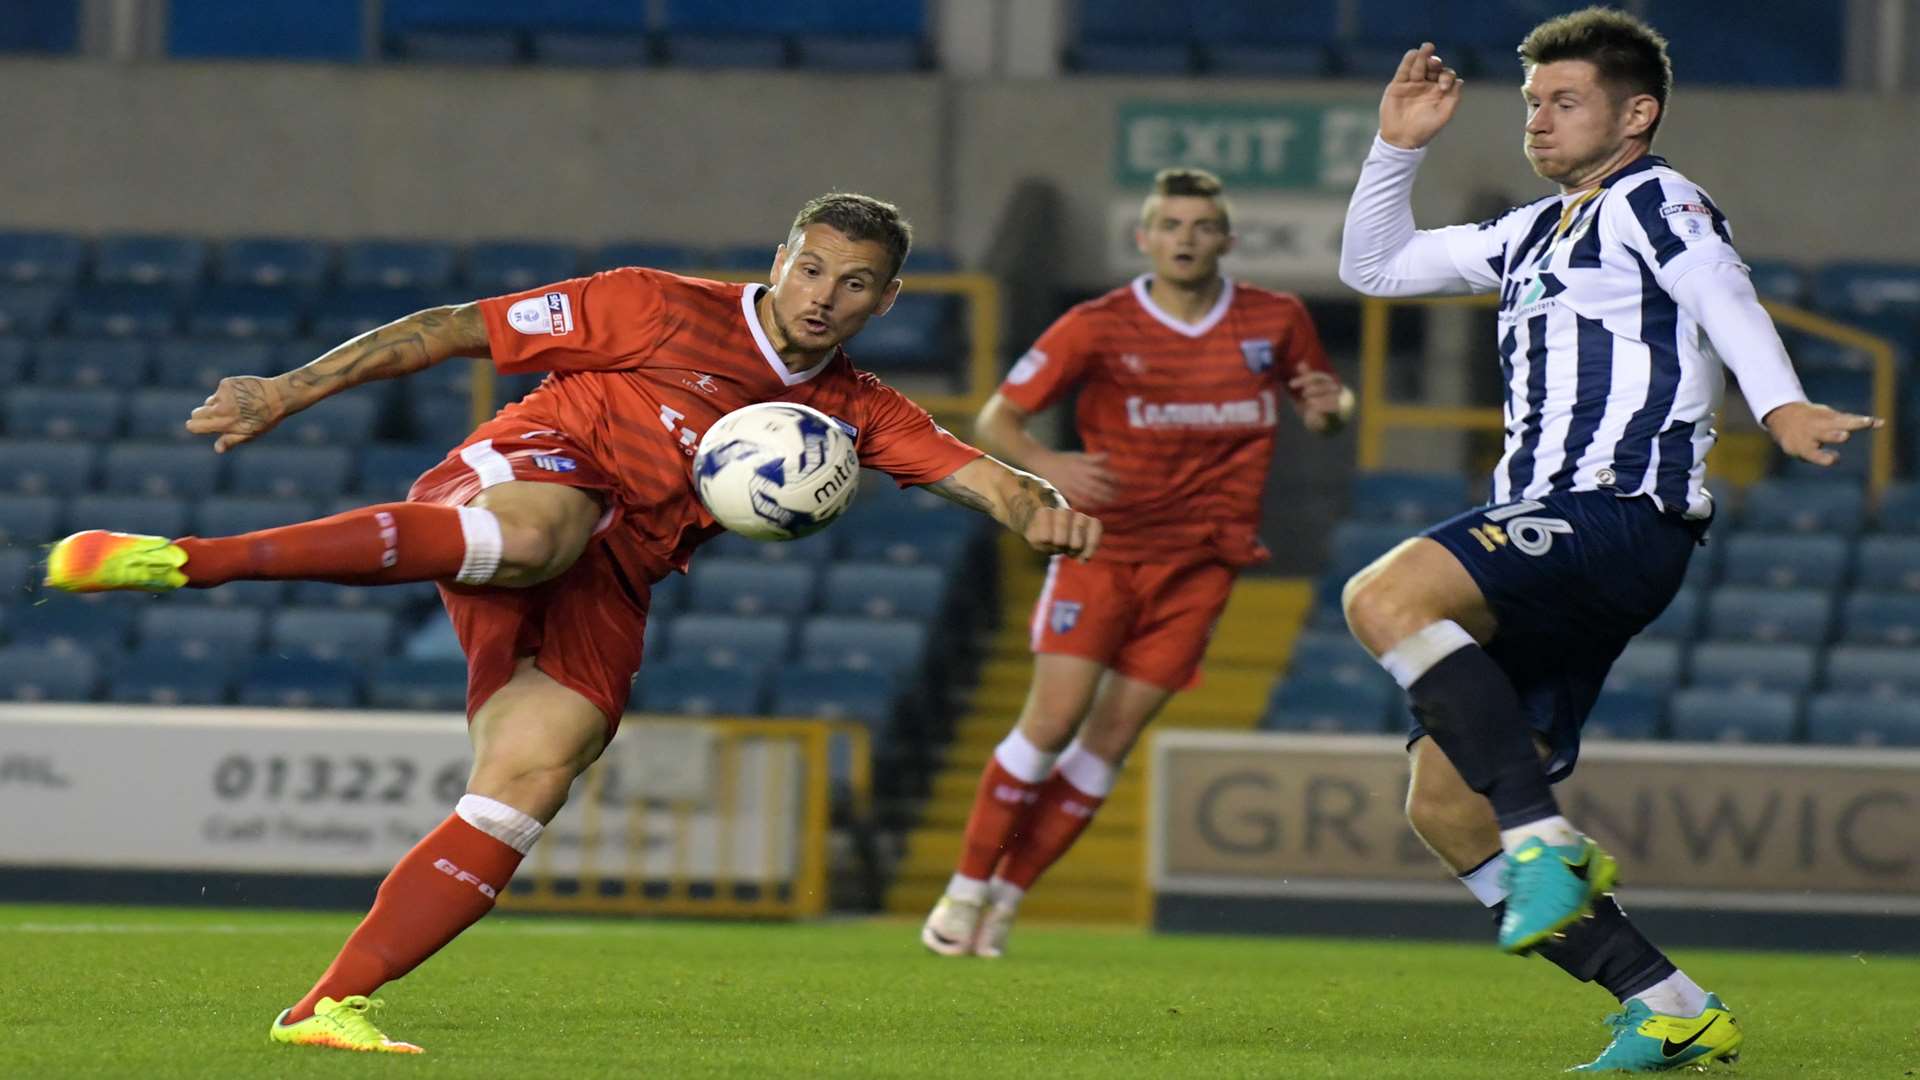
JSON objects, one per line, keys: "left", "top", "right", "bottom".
{"left": 1114, "top": 101, "right": 1379, "bottom": 192}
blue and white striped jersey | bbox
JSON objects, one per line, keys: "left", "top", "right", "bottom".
{"left": 1430, "top": 155, "right": 1742, "bottom": 517}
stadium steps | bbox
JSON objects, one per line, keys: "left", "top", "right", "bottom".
{"left": 885, "top": 534, "right": 1311, "bottom": 924}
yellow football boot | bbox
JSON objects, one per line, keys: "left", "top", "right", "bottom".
{"left": 268, "top": 996, "right": 423, "bottom": 1054}
{"left": 43, "top": 530, "right": 187, "bottom": 593}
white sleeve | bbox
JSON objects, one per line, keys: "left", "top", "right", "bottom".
{"left": 1611, "top": 174, "right": 1745, "bottom": 295}
{"left": 1339, "top": 134, "right": 1508, "bottom": 297}
{"left": 1672, "top": 261, "right": 1807, "bottom": 423}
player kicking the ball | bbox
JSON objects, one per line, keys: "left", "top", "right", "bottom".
{"left": 43, "top": 193, "right": 1101, "bottom": 1054}
{"left": 1338, "top": 10, "right": 1880, "bottom": 1071}
{"left": 922, "top": 167, "right": 1352, "bottom": 959}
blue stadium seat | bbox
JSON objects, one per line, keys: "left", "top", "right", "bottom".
{"left": 10, "top": 593, "right": 139, "bottom": 652}
{"left": 0, "top": 495, "right": 62, "bottom": 545}
{"left": 194, "top": 496, "right": 320, "bottom": 536}
{"left": 0, "top": 231, "right": 86, "bottom": 285}
{"left": 228, "top": 445, "right": 353, "bottom": 498}
{"left": 6, "top": 387, "right": 124, "bottom": 440}
{"left": 530, "top": 31, "right": 653, "bottom": 66}
{"left": 237, "top": 655, "right": 362, "bottom": 708}
{"left": 1717, "top": 533, "right": 1850, "bottom": 590}
{"left": 164, "top": 578, "right": 285, "bottom": 609}
{"left": 407, "top": 396, "right": 476, "bottom": 446}
{"left": 1687, "top": 642, "right": 1819, "bottom": 693}
{"left": 289, "top": 580, "right": 440, "bottom": 612}
{"left": 30, "top": 337, "right": 150, "bottom": 387}
{"left": 269, "top": 607, "right": 397, "bottom": 662}
{"left": 68, "top": 494, "right": 191, "bottom": 538}
{"left": 124, "top": 389, "right": 204, "bottom": 440}
{"left": 1583, "top": 688, "right": 1665, "bottom": 741}
{"left": 592, "top": 242, "right": 704, "bottom": 272}
{"left": 853, "top": 294, "right": 954, "bottom": 368}
{"left": 1804, "top": 693, "right": 1920, "bottom": 747}
{"left": 276, "top": 393, "right": 383, "bottom": 446}
{"left": 1740, "top": 479, "right": 1865, "bottom": 534}
{"left": 1744, "top": 260, "right": 1807, "bottom": 304}
{"left": 1284, "top": 631, "right": 1395, "bottom": 690}
{"left": 151, "top": 338, "right": 279, "bottom": 389}
{"left": 340, "top": 241, "right": 458, "bottom": 290}
{"left": 186, "top": 284, "right": 306, "bottom": 339}
{"left": 401, "top": 616, "right": 462, "bottom": 660}
{"left": 820, "top": 562, "right": 946, "bottom": 620}
{"left": 666, "top": 613, "right": 791, "bottom": 667}
{"left": 1855, "top": 536, "right": 1920, "bottom": 592}
{"left": 688, "top": 558, "right": 817, "bottom": 616}
{"left": 768, "top": 667, "right": 895, "bottom": 725}
{"left": 1877, "top": 483, "right": 1920, "bottom": 533}
{"left": 367, "top": 658, "right": 470, "bottom": 711}
{"left": 0, "top": 284, "right": 67, "bottom": 336}
{"left": 1348, "top": 472, "right": 1467, "bottom": 526}
{"left": 1603, "top": 639, "right": 1685, "bottom": 693}
{"left": 1822, "top": 645, "right": 1920, "bottom": 696}
{"left": 634, "top": 660, "right": 767, "bottom": 716}
{"left": 1640, "top": 587, "right": 1701, "bottom": 642}
{"left": 837, "top": 508, "right": 975, "bottom": 566}
{"left": 464, "top": 242, "right": 580, "bottom": 293}
{"left": 310, "top": 286, "right": 442, "bottom": 342}
{"left": 0, "top": 440, "right": 96, "bottom": 495}
{"left": 1261, "top": 677, "right": 1394, "bottom": 733}
{"left": 0, "top": 549, "right": 32, "bottom": 592}
{"left": 218, "top": 237, "right": 332, "bottom": 288}
{"left": 137, "top": 605, "right": 265, "bottom": 658}
{"left": 106, "top": 647, "right": 233, "bottom": 706}
{"left": 93, "top": 235, "right": 207, "bottom": 286}
{"left": 794, "top": 34, "right": 922, "bottom": 72}
{"left": 709, "top": 244, "right": 774, "bottom": 270}
{"left": 1811, "top": 261, "right": 1920, "bottom": 317}
{"left": 390, "top": 28, "right": 524, "bottom": 63}
{"left": 0, "top": 644, "right": 101, "bottom": 702}
{"left": 664, "top": 0, "right": 920, "bottom": 35}
{"left": 357, "top": 443, "right": 446, "bottom": 500}
{"left": 799, "top": 616, "right": 928, "bottom": 674}
{"left": 702, "top": 529, "right": 836, "bottom": 564}
{"left": 0, "top": 339, "right": 27, "bottom": 385}
{"left": 101, "top": 442, "right": 221, "bottom": 498}
{"left": 1667, "top": 688, "right": 1799, "bottom": 744}
{"left": 1326, "top": 520, "right": 1417, "bottom": 581}
{"left": 648, "top": 571, "right": 687, "bottom": 615}
{"left": 66, "top": 284, "right": 183, "bottom": 338}
{"left": 1838, "top": 592, "right": 1920, "bottom": 646}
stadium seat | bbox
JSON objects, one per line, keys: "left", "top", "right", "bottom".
{"left": 10, "top": 593, "right": 139, "bottom": 652}
{"left": 837, "top": 508, "right": 975, "bottom": 567}
{"left": 1811, "top": 261, "right": 1920, "bottom": 317}
{"left": 269, "top": 607, "right": 397, "bottom": 662}
{"left": 366, "top": 657, "right": 470, "bottom": 711}
{"left": 1583, "top": 688, "right": 1665, "bottom": 740}
{"left": 124, "top": 389, "right": 205, "bottom": 440}
{"left": 1717, "top": 533, "right": 1850, "bottom": 589}
{"left": 67, "top": 494, "right": 191, "bottom": 538}
{"left": 0, "top": 495, "right": 62, "bottom": 545}
{"left": 408, "top": 396, "right": 479, "bottom": 446}
{"left": 195, "top": 496, "right": 320, "bottom": 536}
{"left": 289, "top": 580, "right": 440, "bottom": 612}
{"left": 649, "top": 571, "right": 688, "bottom": 615}
{"left": 0, "top": 644, "right": 102, "bottom": 702}
{"left": 0, "top": 339, "right": 27, "bottom": 385}
{"left": 150, "top": 338, "right": 278, "bottom": 389}
{"left": 1640, "top": 588, "right": 1702, "bottom": 641}
{"left": 1804, "top": 693, "right": 1920, "bottom": 747}
{"left": 592, "top": 242, "right": 703, "bottom": 272}
{"left": 768, "top": 667, "right": 896, "bottom": 725}
{"left": 1739, "top": 479, "right": 1865, "bottom": 534}
{"left": 1667, "top": 688, "right": 1799, "bottom": 744}
{"left": 0, "top": 231, "right": 86, "bottom": 284}
{"left": 1686, "top": 642, "right": 1819, "bottom": 693}
{"left": 310, "top": 286, "right": 442, "bottom": 342}
{"left": 1201, "top": 42, "right": 1330, "bottom": 77}
{"left": 666, "top": 613, "right": 791, "bottom": 667}
{"left": 6, "top": 387, "right": 123, "bottom": 440}
{"left": 1822, "top": 645, "right": 1920, "bottom": 696}
{"left": 186, "top": 284, "right": 306, "bottom": 339}
{"left": 276, "top": 393, "right": 382, "bottom": 446}
{"left": 30, "top": 337, "right": 150, "bottom": 387}
{"left": 463, "top": 241, "right": 580, "bottom": 293}
{"left": 820, "top": 562, "right": 947, "bottom": 620}
{"left": 106, "top": 647, "right": 234, "bottom": 705}
{"left": 1837, "top": 592, "right": 1920, "bottom": 646}
{"left": 340, "top": 241, "right": 458, "bottom": 290}
{"left": 634, "top": 660, "right": 767, "bottom": 716}
{"left": 355, "top": 443, "right": 447, "bottom": 501}
{"left": 228, "top": 445, "right": 354, "bottom": 498}
{"left": 0, "top": 284, "right": 65, "bottom": 336}
{"left": 1603, "top": 639, "right": 1685, "bottom": 692}
{"left": 1703, "top": 587, "right": 1833, "bottom": 644}
{"left": 1284, "top": 631, "right": 1395, "bottom": 690}
{"left": 530, "top": 31, "right": 654, "bottom": 66}
{"left": 800, "top": 616, "right": 928, "bottom": 674}
{"left": 849, "top": 294, "right": 952, "bottom": 367}
{"left": 65, "top": 284, "right": 182, "bottom": 338}
{"left": 101, "top": 442, "right": 221, "bottom": 498}
{"left": 702, "top": 529, "right": 836, "bottom": 564}
{"left": 1854, "top": 536, "right": 1920, "bottom": 592}
{"left": 1261, "top": 677, "right": 1394, "bottom": 733}
{"left": 0, "top": 549, "right": 32, "bottom": 592}
{"left": 237, "top": 655, "right": 362, "bottom": 708}
{"left": 217, "top": 237, "right": 332, "bottom": 288}
{"left": 687, "top": 558, "right": 817, "bottom": 616}
{"left": 136, "top": 605, "right": 265, "bottom": 658}
{"left": 93, "top": 234, "right": 207, "bottom": 286}
{"left": 1877, "top": 483, "right": 1920, "bottom": 533}
{"left": 164, "top": 578, "right": 285, "bottom": 609}
{"left": 401, "top": 616, "right": 462, "bottom": 660}
{"left": 0, "top": 440, "right": 97, "bottom": 495}
{"left": 1348, "top": 472, "right": 1467, "bottom": 526}
{"left": 1326, "top": 521, "right": 1416, "bottom": 581}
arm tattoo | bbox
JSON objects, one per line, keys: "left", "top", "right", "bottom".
{"left": 926, "top": 473, "right": 996, "bottom": 515}
{"left": 278, "top": 303, "right": 489, "bottom": 408}
{"left": 927, "top": 465, "right": 1064, "bottom": 532}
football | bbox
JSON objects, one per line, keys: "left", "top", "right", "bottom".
{"left": 693, "top": 402, "right": 860, "bottom": 541}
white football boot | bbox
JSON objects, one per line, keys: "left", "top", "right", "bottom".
{"left": 973, "top": 901, "right": 1018, "bottom": 958}
{"left": 920, "top": 895, "right": 983, "bottom": 956}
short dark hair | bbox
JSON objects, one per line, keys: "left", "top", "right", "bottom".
{"left": 1141, "top": 167, "right": 1232, "bottom": 230}
{"left": 788, "top": 192, "right": 913, "bottom": 279}
{"left": 1519, "top": 6, "right": 1673, "bottom": 141}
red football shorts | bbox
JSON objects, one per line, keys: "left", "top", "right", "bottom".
{"left": 408, "top": 418, "right": 647, "bottom": 731}
{"left": 1027, "top": 556, "right": 1237, "bottom": 691}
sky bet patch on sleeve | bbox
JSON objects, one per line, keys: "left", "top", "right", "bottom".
{"left": 1659, "top": 201, "right": 1714, "bottom": 241}
{"left": 508, "top": 291, "right": 575, "bottom": 335}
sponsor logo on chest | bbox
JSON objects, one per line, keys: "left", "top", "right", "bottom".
{"left": 1125, "top": 391, "right": 1279, "bottom": 430}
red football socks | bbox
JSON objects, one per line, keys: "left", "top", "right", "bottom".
{"left": 178, "top": 502, "right": 472, "bottom": 587}
{"left": 284, "top": 814, "right": 524, "bottom": 1023}
{"left": 955, "top": 756, "right": 1045, "bottom": 881}
{"left": 997, "top": 772, "right": 1106, "bottom": 890}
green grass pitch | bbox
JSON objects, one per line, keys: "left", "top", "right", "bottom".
{"left": 2, "top": 903, "right": 1915, "bottom": 1078}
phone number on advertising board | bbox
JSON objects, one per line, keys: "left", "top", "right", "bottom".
{"left": 211, "top": 755, "right": 470, "bottom": 806}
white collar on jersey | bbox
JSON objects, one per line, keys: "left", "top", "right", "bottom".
{"left": 1130, "top": 274, "right": 1235, "bottom": 338}
{"left": 742, "top": 284, "right": 836, "bottom": 386}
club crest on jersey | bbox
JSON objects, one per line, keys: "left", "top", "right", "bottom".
{"left": 532, "top": 453, "right": 576, "bottom": 473}
{"left": 1049, "top": 600, "right": 1082, "bottom": 634}
{"left": 1240, "top": 339, "right": 1275, "bottom": 375}
{"left": 683, "top": 373, "right": 719, "bottom": 394}
{"left": 1119, "top": 353, "right": 1147, "bottom": 374}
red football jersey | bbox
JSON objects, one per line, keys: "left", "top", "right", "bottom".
{"left": 998, "top": 276, "right": 1333, "bottom": 566}
{"left": 475, "top": 268, "right": 982, "bottom": 579}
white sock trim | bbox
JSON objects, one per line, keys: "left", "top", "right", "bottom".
{"left": 1499, "top": 814, "right": 1581, "bottom": 853}
{"left": 1056, "top": 740, "right": 1117, "bottom": 798}
{"left": 993, "top": 729, "right": 1057, "bottom": 784}
{"left": 946, "top": 873, "right": 988, "bottom": 904}
{"left": 454, "top": 506, "right": 504, "bottom": 585}
{"left": 455, "top": 793, "right": 543, "bottom": 855}
{"left": 1631, "top": 970, "right": 1709, "bottom": 1017}
{"left": 1378, "top": 619, "right": 1476, "bottom": 689}
{"left": 987, "top": 877, "right": 1026, "bottom": 909}
{"left": 1458, "top": 853, "right": 1509, "bottom": 907}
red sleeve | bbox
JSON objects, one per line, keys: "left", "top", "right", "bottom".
{"left": 1277, "top": 295, "right": 1336, "bottom": 402}
{"left": 996, "top": 308, "right": 1099, "bottom": 413}
{"left": 477, "top": 267, "right": 669, "bottom": 375}
{"left": 853, "top": 372, "right": 985, "bottom": 487}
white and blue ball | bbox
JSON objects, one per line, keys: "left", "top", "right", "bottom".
{"left": 693, "top": 402, "right": 859, "bottom": 541}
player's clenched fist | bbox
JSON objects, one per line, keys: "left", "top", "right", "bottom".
{"left": 1024, "top": 506, "right": 1102, "bottom": 562}
{"left": 185, "top": 374, "right": 290, "bottom": 453}
{"left": 1379, "top": 42, "right": 1463, "bottom": 151}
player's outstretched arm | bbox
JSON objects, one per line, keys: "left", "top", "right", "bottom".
{"left": 186, "top": 302, "right": 489, "bottom": 453}
{"left": 925, "top": 456, "right": 1101, "bottom": 562}
{"left": 974, "top": 392, "right": 1118, "bottom": 508}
